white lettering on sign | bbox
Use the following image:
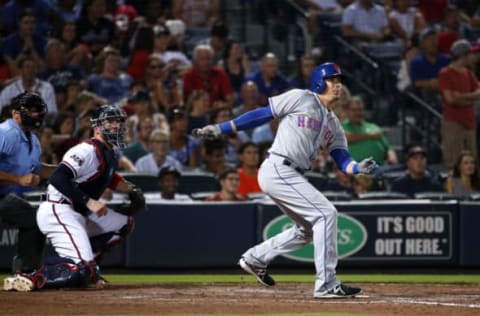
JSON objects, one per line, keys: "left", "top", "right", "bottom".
{"left": 374, "top": 238, "right": 403, "bottom": 255}
{"left": 0, "top": 228, "right": 18, "bottom": 246}
{"left": 405, "top": 238, "right": 443, "bottom": 255}
{"left": 377, "top": 217, "right": 403, "bottom": 233}
{"left": 405, "top": 217, "right": 444, "bottom": 233}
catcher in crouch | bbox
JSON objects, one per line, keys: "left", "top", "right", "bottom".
{"left": 4, "top": 104, "right": 146, "bottom": 291}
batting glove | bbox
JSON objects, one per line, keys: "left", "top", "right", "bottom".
{"left": 357, "top": 157, "right": 378, "bottom": 174}
{"left": 193, "top": 124, "right": 222, "bottom": 139}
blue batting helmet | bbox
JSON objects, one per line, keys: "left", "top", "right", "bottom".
{"left": 310, "top": 62, "right": 343, "bottom": 93}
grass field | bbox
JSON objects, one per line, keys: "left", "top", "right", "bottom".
{"left": 3, "top": 273, "right": 480, "bottom": 284}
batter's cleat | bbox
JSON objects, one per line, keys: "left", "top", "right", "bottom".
{"left": 315, "top": 284, "right": 362, "bottom": 299}
{"left": 3, "top": 274, "right": 35, "bottom": 292}
{"left": 239, "top": 257, "right": 275, "bottom": 287}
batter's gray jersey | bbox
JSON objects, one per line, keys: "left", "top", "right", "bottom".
{"left": 268, "top": 89, "right": 348, "bottom": 170}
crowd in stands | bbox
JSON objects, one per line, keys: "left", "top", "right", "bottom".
{"left": 1, "top": 0, "right": 480, "bottom": 202}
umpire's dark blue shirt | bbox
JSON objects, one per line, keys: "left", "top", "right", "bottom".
{"left": 0, "top": 119, "right": 42, "bottom": 196}
{"left": 390, "top": 173, "right": 444, "bottom": 198}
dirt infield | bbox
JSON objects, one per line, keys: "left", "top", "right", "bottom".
{"left": 1, "top": 282, "right": 480, "bottom": 315}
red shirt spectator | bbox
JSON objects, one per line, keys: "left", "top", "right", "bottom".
{"left": 183, "top": 44, "right": 234, "bottom": 108}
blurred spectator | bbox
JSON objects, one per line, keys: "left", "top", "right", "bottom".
{"left": 75, "top": 0, "right": 116, "bottom": 57}
{"left": 341, "top": 0, "right": 391, "bottom": 44}
{"left": 54, "top": 20, "right": 91, "bottom": 73}
{"left": 143, "top": 54, "right": 183, "bottom": 113}
{"left": 396, "top": 33, "right": 421, "bottom": 91}
{"left": 154, "top": 22, "right": 191, "bottom": 71}
{"left": 2, "top": 9, "right": 47, "bottom": 75}
{"left": 388, "top": 0, "right": 426, "bottom": 48}
{"left": 390, "top": 144, "right": 444, "bottom": 197}
{"left": 38, "top": 127, "right": 59, "bottom": 164}
{"left": 331, "top": 85, "right": 352, "bottom": 121}
{"left": 135, "top": 129, "right": 183, "bottom": 174}
{"left": 467, "top": 43, "right": 480, "bottom": 77}
{"left": 233, "top": 81, "right": 261, "bottom": 118}
{"left": 198, "top": 138, "right": 235, "bottom": 176}
{"left": 38, "top": 39, "right": 85, "bottom": 112}
{"left": 252, "top": 117, "right": 279, "bottom": 144}
{"left": 438, "top": 39, "right": 480, "bottom": 168}
{"left": 186, "top": 89, "right": 209, "bottom": 133}
{"left": 87, "top": 46, "right": 133, "bottom": 104}
{"left": 417, "top": 0, "right": 448, "bottom": 25}
{"left": 237, "top": 142, "right": 262, "bottom": 197}
{"left": 289, "top": 55, "right": 316, "bottom": 90}
{"left": 52, "top": 0, "right": 82, "bottom": 23}
{"left": 183, "top": 44, "right": 235, "bottom": 108}
{"left": 52, "top": 111, "right": 75, "bottom": 136}
{"left": 1, "top": 0, "right": 54, "bottom": 35}
{"left": 199, "top": 19, "right": 229, "bottom": 64}
{"left": 409, "top": 27, "right": 450, "bottom": 103}
{"left": 205, "top": 168, "right": 246, "bottom": 201}
{"left": 122, "top": 117, "right": 154, "bottom": 164}
{"left": 125, "top": 89, "right": 168, "bottom": 143}
{"left": 341, "top": 96, "right": 398, "bottom": 165}
{"left": 0, "top": 55, "right": 57, "bottom": 115}
{"left": 172, "top": 0, "right": 220, "bottom": 28}
{"left": 444, "top": 150, "right": 480, "bottom": 196}
{"left": 353, "top": 174, "right": 374, "bottom": 197}
{"left": 325, "top": 164, "right": 354, "bottom": 194}
{"left": 168, "top": 106, "right": 202, "bottom": 167}
{"left": 218, "top": 39, "right": 251, "bottom": 99}
{"left": 210, "top": 102, "right": 249, "bottom": 165}
{"left": 437, "top": 5, "right": 463, "bottom": 55}
{"left": 126, "top": 25, "right": 154, "bottom": 81}
{"left": 73, "top": 90, "right": 106, "bottom": 128}
{"left": 104, "top": 0, "right": 138, "bottom": 37}
{"left": 144, "top": 166, "right": 192, "bottom": 201}
{"left": 244, "top": 52, "right": 290, "bottom": 106}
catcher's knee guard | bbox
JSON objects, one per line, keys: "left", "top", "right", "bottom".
{"left": 31, "top": 257, "right": 100, "bottom": 289}
{"left": 91, "top": 217, "right": 134, "bottom": 262}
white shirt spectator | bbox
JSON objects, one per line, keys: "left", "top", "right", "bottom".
{"left": 389, "top": 7, "right": 417, "bottom": 40}
{"left": 0, "top": 78, "right": 57, "bottom": 114}
{"left": 134, "top": 153, "right": 183, "bottom": 174}
{"left": 342, "top": 1, "right": 388, "bottom": 35}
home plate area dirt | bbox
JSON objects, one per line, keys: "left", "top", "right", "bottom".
{"left": 1, "top": 283, "right": 480, "bottom": 315}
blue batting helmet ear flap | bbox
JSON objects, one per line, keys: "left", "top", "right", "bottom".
{"left": 310, "top": 62, "right": 343, "bottom": 93}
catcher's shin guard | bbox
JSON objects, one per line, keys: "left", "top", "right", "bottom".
{"left": 32, "top": 257, "right": 100, "bottom": 289}
{"left": 91, "top": 217, "right": 134, "bottom": 263}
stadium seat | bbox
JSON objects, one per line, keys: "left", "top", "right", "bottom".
{"left": 323, "top": 190, "right": 352, "bottom": 201}
{"left": 357, "top": 191, "right": 408, "bottom": 200}
{"left": 178, "top": 171, "right": 218, "bottom": 195}
{"left": 414, "top": 192, "right": 460, "bottom": 201}
{"left": 121, "top": 173, "right": 158, "bottom": 192}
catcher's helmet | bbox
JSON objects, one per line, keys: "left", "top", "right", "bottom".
{"left": 10, "top": 92, "right": 48, "bottom": 129}
{"left": 310, "top": 62, "right": 343, "bottom": 94}
{"left": 91, "top": 104, "right": 127, "bottom": 149}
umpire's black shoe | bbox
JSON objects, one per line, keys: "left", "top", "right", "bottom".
{"left": 238, "top": 257, "right": 275, "bottom": 287}
{"left": 315, "top": 284, "right": 363, "bottom": 299}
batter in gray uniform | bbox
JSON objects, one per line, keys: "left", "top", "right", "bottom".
{"left": 195, "top": 62, "right": 376, "bottom": 298}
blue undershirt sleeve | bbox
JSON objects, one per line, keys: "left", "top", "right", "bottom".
{"left": 49, "top": 164, "right": 90, "bottom": 205}
{"left": 219, "top": 106, "right": 274, "bottom": 134}
{"left": 330, "top": 148, "right": 358, "bottom": 174}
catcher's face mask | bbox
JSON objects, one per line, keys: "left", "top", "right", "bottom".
{"left": 91, "top": 105, "right": 127, "bottom": 149}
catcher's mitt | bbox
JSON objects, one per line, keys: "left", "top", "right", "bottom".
{"left": 114, "top": 187, "right": 147, "bottom": 215}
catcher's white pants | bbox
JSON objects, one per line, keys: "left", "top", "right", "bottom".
{"left": 37, "top": 202, "right": 128, "bottom": 264}
{"left": 242, "top": 157, "right": 340, "bottom": 296}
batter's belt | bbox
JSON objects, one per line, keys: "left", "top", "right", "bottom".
{"left": 266, "top": 152, "right": 306, "bottom": 175}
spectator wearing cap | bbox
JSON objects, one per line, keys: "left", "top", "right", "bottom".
{"left": 135, "top": 128, "right": 183, "bottom": 174}
{"left": 244, "top": 53, "right": 290, "bottom": 106}
{"left": 409, "top": 27, "right": 450, "bottom": 106}
{"left": 152, "top": 22, "right": 191, "bottom": 73}
{"left": 390, "top": 144, "right": 444, "bottom": 197}
{"left": 125, "top": 89, "right": 168, "bottom": 143}
{"left": 38, "top": 39, "right": 85, "bottom": 112}
{"left": 205, "top": 168, "right": 246, "bottom": 202}
{"left": 438, "top": 39, "right": 480, "bottom": 168}
{"left": 87, "top": 47, "right": 133, "bottom": 105}
{"left": 144, "top": 166, "right": 192, "bottom": 201}
{"left": 183, "top": 44, "right": 235, "bottom": 109}
{"left": 168, "top": 106, "right": 202, "bottom": 167}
